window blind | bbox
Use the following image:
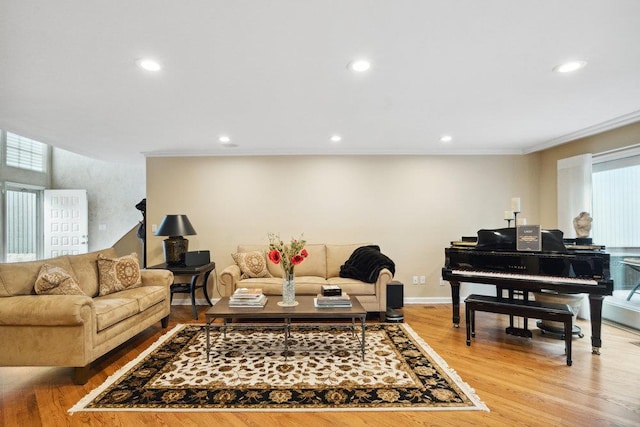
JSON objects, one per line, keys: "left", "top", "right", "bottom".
{"left": 5, "top": 132, "right": 47, "bottom": 172}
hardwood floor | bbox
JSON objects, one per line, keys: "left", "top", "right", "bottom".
{"left": 1, "top": 304, "right": 639, "bottom": 426}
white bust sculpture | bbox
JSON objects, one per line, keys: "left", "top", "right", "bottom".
{"left": 573, "top": 212, "right": 593, "bottom": 238}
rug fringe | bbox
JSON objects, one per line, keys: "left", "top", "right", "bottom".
{"left": 399, "top": 323, "right": 490, "bottom": 412}
{"left": 68, "top": 324, "right": 188, "bottom": 414}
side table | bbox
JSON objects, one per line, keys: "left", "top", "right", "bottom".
{"left": 149, "top": 262, "right": 216, "bottom": 319}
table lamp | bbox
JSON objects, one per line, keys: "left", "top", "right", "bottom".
{"left": 154, "top": 214, "right": 197, "bottom": 266}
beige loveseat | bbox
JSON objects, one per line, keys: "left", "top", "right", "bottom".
{"left": 0, "top": 248, "right": 173, "bottom": 384}
{"left": 220, "top": 244, "right": 394, "bottom": 320}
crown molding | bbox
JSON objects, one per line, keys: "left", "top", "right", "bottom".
{"left": 524, "top": 110, "right": 640, "bottom": 154}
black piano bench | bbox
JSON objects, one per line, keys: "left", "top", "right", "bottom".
{"left": 464, "top": 294, "right": 574, "bottom": 366}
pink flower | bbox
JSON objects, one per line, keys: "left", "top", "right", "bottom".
{"left": 268, "top": 249, "right": 281, "bottom": 264}
{"left": 300, "top": 249, "right": 308, "bottom": 258}
{"left": 291, "top": 254, "right": 305, "bottom": 265}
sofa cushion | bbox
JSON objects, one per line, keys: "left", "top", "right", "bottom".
{"left": 232, "top": 251, "right": 273, "bottom": 279}
{"left": 0, "top": 256, "right": 74, "bottom": 297}
{"left": 293, "top": 244, "right": 326, "bottom": 277}
{"left": 97, "top": 252, "right": 142, "bottom": 296}
{"left": 68, "top": 248, "right": 117, "bottom": 297}
{"left": 93, "top": 297, "right": 140, "bottom": 331}
{"left": 99, "top": 285, "right": 167, "bottom": 312}
{"left": 326, "top": 277, "right": 377, "bottom": 295}
{"left": 326, "top": 243, "right": 369, "bottom": 278}
{"left": 34, "top": 264, "right": 85, "bottom": 295}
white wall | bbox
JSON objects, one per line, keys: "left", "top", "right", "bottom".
{"left": 147, "top": 155, "right": 539, "bottom": 299}
{"left": 51, "top": 148, "right": 146, "bottom": 252}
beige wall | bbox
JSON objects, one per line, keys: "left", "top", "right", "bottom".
{"left": 536, "top": 121, "right": 640, "bottom": 228}
{"left": 146, "top": 155, "right": 538, "bottom": 299}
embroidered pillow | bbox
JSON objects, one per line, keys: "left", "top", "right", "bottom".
{"left": 34, "top": 264, "right": 85, "bottom": 295}
{"left": 97, "top": 252, "right": 142, "bottom": 296}
{"left": 232, "top": 251, "right": 273, "bottom": 279}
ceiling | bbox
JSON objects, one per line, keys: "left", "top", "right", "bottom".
{"left": 1, "top": 1, "right": 640, "bottom": 164}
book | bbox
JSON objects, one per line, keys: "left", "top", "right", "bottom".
{"left": 316, "top": 292, "right": 350, "bottom": 304}
{"left": 313, "top": 297, "right": 352, "bottom": 308}
{"left": 232, "top": 288, "right": 264, "bottom": 299}
{"left": 229, "top": 294, "right": 268, "bottom": 307}
{"left": 321, "top": 285, "right": 342, "bottom": 296}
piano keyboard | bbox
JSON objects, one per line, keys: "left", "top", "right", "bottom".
{"left": 451, "top": 269, "right": 598, "bottom": 285}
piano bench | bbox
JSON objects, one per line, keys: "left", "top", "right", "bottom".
{"left": 464, "top": 294, "right": 574, "bottom": 366}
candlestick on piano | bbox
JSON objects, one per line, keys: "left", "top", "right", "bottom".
{"left": 504, "top": 210, "right": 514, "bottom": 227}
{"left": 511, "top": 197, "right": 521, "bottom": 213}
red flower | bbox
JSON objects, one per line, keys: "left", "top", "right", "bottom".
{"left": 300, "top": 249, "right": 308, "bottom": 258}
{"left": 291, "top": 254, "right": 305, "bottom": 265}
{"left": 268, "top": 249, "right": 281, "bottom": 264}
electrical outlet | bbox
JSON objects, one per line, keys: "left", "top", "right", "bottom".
{"left": 420, "top": 275, "right": 426, "bottom": 284}
{"left": 412, "top": 276, "right": 419, "bottom": 285}
{"left": 439, "top": 278, "right": 446, "bottom": 286}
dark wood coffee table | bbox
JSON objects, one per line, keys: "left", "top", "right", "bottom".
{"left": 205, "top": 295, "right": 367, "bottom": 361}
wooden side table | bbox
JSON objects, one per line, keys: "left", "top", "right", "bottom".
{"left": 149, "top": 262, "right": 216, "bottom": 319}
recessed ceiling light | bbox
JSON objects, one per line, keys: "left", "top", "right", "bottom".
{"left": 136, "top": 59, "right": 162, "bottom": 72}
{"left": 218, "top": 135, "right": 232, "bottom": 144}
{"left": 348, "top": 60, "right": 371, "bottom": 73}
{"left": 440, "top": 135, "right": 453, "bottom": 143}
{"left": 553, "top": 60, "right": 587, "bottom": 73}
{"left": 330, "top": 134, "right": 342, "bottom": 143}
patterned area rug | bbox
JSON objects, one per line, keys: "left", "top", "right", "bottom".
{"left": 70, "top": 323, "right": 488, "bottom": 413}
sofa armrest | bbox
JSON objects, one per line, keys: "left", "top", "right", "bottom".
{"left": 373, "top": 267, "right": 394, "bottom": 313}
{"left": 0, "top": 295, "right": 93, "bottom": 326}
{"left": 219, "top": 264, "right": 241, "bottom": 296}
{"left": 140, "top": 269, "right": 174, "bottom": 287}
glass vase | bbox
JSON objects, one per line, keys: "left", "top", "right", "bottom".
{"left": 279, "top": 271, "right": 297, "bottom": 306}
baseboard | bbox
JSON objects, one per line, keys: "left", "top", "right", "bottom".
{"left": 404, "top": 297, "right": 451, "bottom": 305}
{"left": 171, "top": 297, "right": 221, "bottom": 306}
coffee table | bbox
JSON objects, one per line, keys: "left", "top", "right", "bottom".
{"left": 205, "top": 295, "right": 367, "bottom": 361}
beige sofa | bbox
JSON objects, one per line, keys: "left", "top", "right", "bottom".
{"left": 0, "top": 248, "right": 173, "bottom": 384}
{"left": 220, "top": 244, "right": 394, "bottom": 320}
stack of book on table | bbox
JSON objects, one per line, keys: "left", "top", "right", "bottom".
{"left": 314, "top": 292, "right": 352, "bottom": 308}
{"left": 229, "top": 288, "right": 267, "bottom": 307}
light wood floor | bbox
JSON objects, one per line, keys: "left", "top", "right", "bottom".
{"left": 1, "top": 304, "right": 639, "bottom": 427}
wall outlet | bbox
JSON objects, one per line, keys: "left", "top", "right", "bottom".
{"left": 439, "top": 278, "right": 446, "bottom": 286}
{"left": 412, "top": 276, "right": 419, "bottom": 285}
{"left": 420, "top": 275, "right": 426, "bottom": 284}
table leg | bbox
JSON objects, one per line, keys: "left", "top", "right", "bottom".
{"left": 206, "top": 318, "right": 211, "bottom": 362}
{"left": 361, "top": 316, "right": 366, "bottom": 360}
{"left": 284, "top": 318, "right": 290, "bottom": 360}
{"left": 189, "top": 274, "right": 199, "bottom": 319}
{"left": 201, "top": 270, "right": 214, "bottom": 306}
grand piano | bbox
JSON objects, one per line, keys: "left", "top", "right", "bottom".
{"left": 442, "top": 227, "right": 614, "bottom": 354}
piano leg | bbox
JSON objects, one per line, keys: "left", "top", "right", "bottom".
{"left": 589, "top": 294, "right": 605, "bottom": 355}
{"left": 450, "top": 281, "right": 460, "bottom": 328}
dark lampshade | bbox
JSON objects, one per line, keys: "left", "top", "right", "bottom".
{"left": 155, "top": 215, "right": 197, "bottom": 265}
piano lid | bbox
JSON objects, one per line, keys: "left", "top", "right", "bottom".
{"left": 475, "top": 227, "right": 567, "bottom": 253}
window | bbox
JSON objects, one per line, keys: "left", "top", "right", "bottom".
{"left": 592, "top": 145, "right": 640, "bottom": 329}
{"left": 5, "top": 132, "right": 48, "bottom": 172}
{"left": 592, "top": 148, "right": 640, "bottom": 247}
{"left": 4, "top": 185, "right": 43, "bottom": 262}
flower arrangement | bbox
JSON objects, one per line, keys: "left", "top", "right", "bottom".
{"left": 267, "top": 232, "right": 308, "bottom": 277}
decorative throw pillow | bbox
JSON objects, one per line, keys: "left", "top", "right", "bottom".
{"left": 34, "top": 264, "right": 86, "bottom": 295}
{"left": 232, "top": 251, "right": 273, "bottom": 279}
{"left": 97, "top": 252, "right": 142, "bottom": 296}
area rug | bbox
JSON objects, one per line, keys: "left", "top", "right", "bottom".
{"left": 69, "top": 323, "right": 488, "bottom": 413}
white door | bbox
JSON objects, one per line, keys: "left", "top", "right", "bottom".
{"left": 44, "top": 189, "right": 89, "bottom": 257}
